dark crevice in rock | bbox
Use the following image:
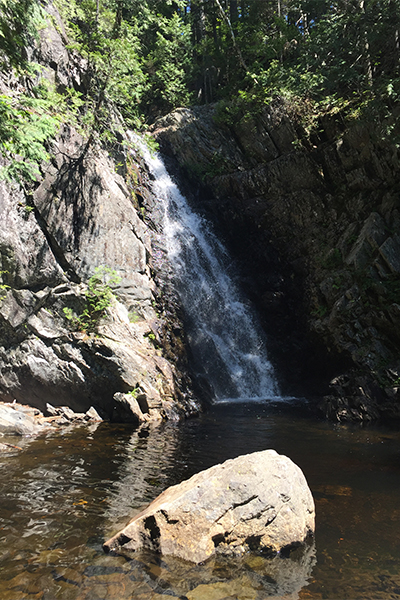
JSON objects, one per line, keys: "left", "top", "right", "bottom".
{"left": 265, "top": 514, "right": 277, "bottom": 526}
{"left": 212, "top": 533, "right": 226, "bottom": 547}
{"left": 231, "top": 495, "right": 258, "bottom": 510}
{"left": 160, "top": 509, "right": 179, "bottom": 525}
{"left": 279, "top": 541, "right": 303, "bottom": 558}
{"left": 103, "top": 533, "right": 131, "bottom": 554}
{"left": 144, "top": 516, "right": 161, "bottom": 551}
{"left": 245, "top": 534, "right": 263, "bottom": 551}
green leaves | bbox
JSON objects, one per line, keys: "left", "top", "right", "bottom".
{"left": 143, "top": 12, "right": 192, "bottom": 111}
{"left": 63, "top": 266, "right": 121, "bottom": 332}
{"left": 0, "top": 92, "right": 61, "bottom": 182}
{"left": 0, "top": 79, "right": 85, "bottom": 183}
{"left": 0, "top": 1, "right": 60, "bottom": 182}
{"left": 0, "top": 0, "right": 41, "bottom": 70}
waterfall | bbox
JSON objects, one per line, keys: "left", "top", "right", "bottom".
{"left": 135, "top": 137, "right": 280, "bottom": 402}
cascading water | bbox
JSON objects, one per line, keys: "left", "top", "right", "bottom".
{"left": 135, "top": 137, "right": 279, "bottom": 402}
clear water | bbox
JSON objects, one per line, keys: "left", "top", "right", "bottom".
{"left": 1, "top": 402, "right": 400, "bottom": 599}
{"left": 134, "top": 137, "right": 279, "bottom": 401}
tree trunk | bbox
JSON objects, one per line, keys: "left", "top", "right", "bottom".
{"left": 214, "top": 0, "right": 248, "bottom": 72}
{"left": 192, "top": 0, "right": 206, "bottom": 44}
{"left": 230, "top": 0, "right": 238, "bottom": 24}
{"left": 113, "top": 0, "right": 123, "bottom": 38}
{"left": 358, "top": 0, "right": 373, "bottom": 85}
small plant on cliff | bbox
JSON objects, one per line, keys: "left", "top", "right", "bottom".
{"left": 0, "top": 270, "right": 10, "bottom": 301}
{"left": 63, "top": 266, "right": 121, "bottom": 332}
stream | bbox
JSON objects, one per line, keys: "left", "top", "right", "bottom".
{"left": 1, "top": 402, "right": 400, "bottom": 599}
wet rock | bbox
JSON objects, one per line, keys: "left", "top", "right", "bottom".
{"left": 85, "top": 406, "right": 103, "bottom": 422}
{"left": 0, "top": 403, "right": 46, "bottom": 435}
{"left": 154, "top": 103, "right": 400, "bottom": 420}
{"left": 319, "top": 373, "right": 383, "bottom": 422}
{"left": 186, "top": 574, "right": 257, "bottom": 600}
{"left": 104, "top": 449, "right": 315, "bottom": 564}
{"left": 112, "top": 392, "right": 149, "bottom": 424}
{"left": 0, "top": 403, "right": 42, "bottom": 435}
{"left": 46, "top": 403, "right": 103, "bottom": 423}
{"left": 0, "top": 400, "right": 104, "bottom": 436}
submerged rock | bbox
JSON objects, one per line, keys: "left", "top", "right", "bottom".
{"left": 104, "top": 449, "right": 315, "bottom": 564}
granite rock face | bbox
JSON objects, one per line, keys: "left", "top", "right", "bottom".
{"left": 0, "top": 5, "right": 198, "bottom": 422}
{"left": 154, "top": 104, "right": 400, "bottom": 421}
{"left": 104, "top": 449, "right": 315, "bottom": 563}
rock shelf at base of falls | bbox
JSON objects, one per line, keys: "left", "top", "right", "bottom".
{"left": 104, "top": 449, "right": 315, "bottom": 564}
{"left": 0, "top": 401, "right": 103, "bottom": 438}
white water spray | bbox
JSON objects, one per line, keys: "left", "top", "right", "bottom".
{"left": 134, "top": 136, "right": 280, "bottom": 402}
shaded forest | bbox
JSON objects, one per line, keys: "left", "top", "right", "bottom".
{"left": 1, "top": 0, "right": 400, "bottom": 183}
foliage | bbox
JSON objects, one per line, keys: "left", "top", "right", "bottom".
{"left": 128, "top": 311, "right": 140, "bottom": 323}
{"left": 0, "top": 0, "right": 59, "bottom": 181}
{"left": 54, "top": 0, "right": 193, "bottom": 131}
{"left": 0, "top": 89, "right": 59, "bottom": 182}
{"left": 1, "top": 0, "right": 399, "bottom": 186}
{"left": 186, "top": 0, "right": 400, "bottom": 141}
{"left": 0, "top": 79, "right": 85, "bottom": 183}
{"left": 55, "top": 0, "right": 399, "bottom": 129}
{"left": 63, "top": 266, "right": 121, "bottom": 332}
{"left": 0, "top": 0, "right": 41, "bottom": 70}
{"left": 128, "top": 387, "right": 140, "bottom": 398}
{"left": 0, "top": 0, "right": 88, "bottom": 183}
{"left": 140, "top": 12, "right": 192, "bottom": 113}
{"left": 0, "top": 270, "right": 10, "bottom": 301}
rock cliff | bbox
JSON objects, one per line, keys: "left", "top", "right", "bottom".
{"left": 153, "top": 103, "right": 400, "bottom": 422}
{"left": 0, "top": 3, "right": 198, "bottom": 422}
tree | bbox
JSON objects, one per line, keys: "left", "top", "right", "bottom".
{"left": 0, "top": 0, "right": 39, "bottom": 69}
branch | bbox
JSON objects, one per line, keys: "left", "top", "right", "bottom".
{"left": 214, "top": 0, "right": 248, "bottom": 74}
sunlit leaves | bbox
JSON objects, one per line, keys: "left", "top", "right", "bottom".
{"left": 143, "top": 12, "right": 192, "bottom": 111}
{"left": 0, "top": 91, "right": 62, "bottom": 182}
{"left": 0, "top": 0, "right": 41, "bottom": 70}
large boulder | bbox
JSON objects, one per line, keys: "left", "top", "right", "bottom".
{"left": 104, "top": 449, "right": 315, "bottom": 564}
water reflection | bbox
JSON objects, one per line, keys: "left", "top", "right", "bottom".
{"left": 0, "top": 403, "right": 400, "bottom": 598}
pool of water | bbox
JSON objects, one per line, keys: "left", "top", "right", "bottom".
{"left": 1, "top": 400, "right": 400, "bottom": 599}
